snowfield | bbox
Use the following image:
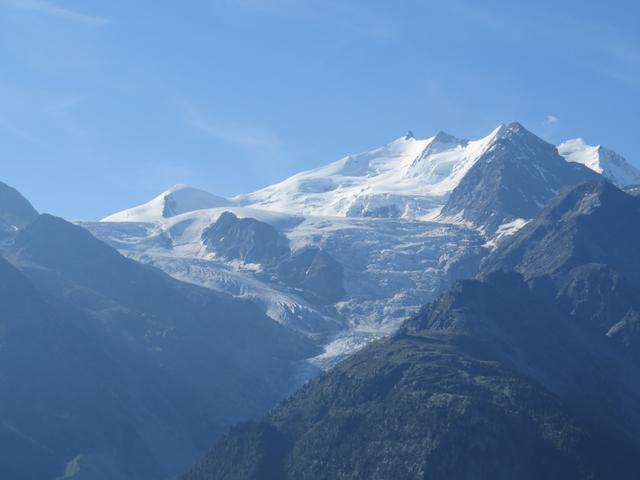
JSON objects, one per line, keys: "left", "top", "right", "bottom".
{"left": 102, "top": 184, "right": 231, "bottom": 222}
{"left": 87, "top": 210, "right": 484, "bottom": 350}
{"left": 232, "top": 126, "right": 504, "bottom": 220}
{"left": 86, "top": 124, "right": 636, "bottom": 373}
{"left": 558, "top": 138, "right": 640, "bottom": 188}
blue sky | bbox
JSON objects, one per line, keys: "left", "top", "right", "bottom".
{"left": 1, "top": 0, "right": 639, "bottom": 219}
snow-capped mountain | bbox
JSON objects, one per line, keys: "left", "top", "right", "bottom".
{"left": 439, "top": 123, "right": 599, "bottom": 234}
{"left": 100, "top": 128, "right": 638, "bottom": 226}
{"left": 233, "top": 127, "right": 504, "bottom": 220}
{"left": 103, "top": 184, "right": 231, "bottom": 222}
{"left": 5, "top": 124, "right": 639, "bottom": 480}
{"left": 91, "top": 122, "right": 632, "bottom": 369}
{"left": 558, "top": 138, "right": 640, "bottom": 187}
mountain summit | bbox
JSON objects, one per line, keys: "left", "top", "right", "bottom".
{"left": 558, "top": 138, "right": 640, "bottom": 187}
{"left": 439, "top": 123, "right": 599, "bottom": 234}
{"left": 232, "top": 126, "right": 503, "bottom": 220}
{"left": 102, "top": 184, "right": 231, "bottom": 222}
{"left": 102, "top": 123, "right": 635, "bottom": 230}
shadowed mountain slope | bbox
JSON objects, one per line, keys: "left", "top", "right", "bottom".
{"left": 180, "top": 182, "right": 640, "bottom": 480}
{"left": 0, "top": 210, "right": 318, "bottom": 480}
{"left": 0, "top": 180, "right": 38, "bottom": 230}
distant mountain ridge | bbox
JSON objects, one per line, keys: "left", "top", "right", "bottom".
{"left": 101, "top": 123, "right": 639, "bottom": 227}
{"left": 231, "top": 126, "right": 499, "bottom": 220}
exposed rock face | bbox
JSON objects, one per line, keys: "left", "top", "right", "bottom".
{"left": 203, "top": 211, "right": 346, "bottom": 302}
{"left": 482, "top": 180, "right": 640, "bottom": 354}
{"left": 277, "top": 247, "right": 346, "bottom": 302}
{"left": 202, "top": 211, "right": 291, "bottom": 265}
{"left": 441, "top": 123, "right": 599, "bottom": 234}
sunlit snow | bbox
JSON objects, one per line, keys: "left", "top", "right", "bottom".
{"left": 558, "top": 138, "right": 640, "bottom": 187}
{"left": 90, "top": 124, "right": 627, "bottom": 373}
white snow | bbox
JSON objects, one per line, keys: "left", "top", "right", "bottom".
{"left": 558, "top": 138, "right": 640, "bottom": 187}
{"left": 102, "top": 184, "right": 231, "bottom": 222}
{"left": 84, "top": 204, "right": 485, "bottom": 369}
{"left": 232, "top": 126, "right": 505, "bottom": 220}
{"left": 483, "top": 218, "right": 529, "bottom": 249}
{"left": 94, "top": 125, "right": 634, "bottom": 371}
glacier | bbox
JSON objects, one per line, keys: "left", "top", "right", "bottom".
{"left": 86, "top": 123, "right": 633, "bottom": 372}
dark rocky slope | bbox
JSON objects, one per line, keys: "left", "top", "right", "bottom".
{"left": 0, "top": 180, "right": 38, "bottom": 231}
{"left": 0, "top": 208, "right": 318, "bottom": 480}
{"left": 482, "top": 180, "right": 640, "bottom": 357}
{"left": 203, "top": 211, "right": 345, "bottom": 302}
{"left": 180, "top": 182, "right": 640, "bottom": 480}
{"left": 0, "top": 254, "right": 191, "bottom": 480}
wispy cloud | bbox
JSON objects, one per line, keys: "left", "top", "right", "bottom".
{"left": 0, "top": 0, "right": 109, "bottom": 25}
{"left": 545, "top": 115, "right": 559, "bottom": 125}
{"left": 181, "top": 101, "right": 281, "bottom": 148}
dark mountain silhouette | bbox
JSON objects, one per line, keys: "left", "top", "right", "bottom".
{"left": 0, "top": 208, "right": 317, "bottom": 479}
{"left": 181, "top": 182, "right": 640, "bottom": 480}
{"left": 0, "top": 180, "right": 38, "bottom": 231}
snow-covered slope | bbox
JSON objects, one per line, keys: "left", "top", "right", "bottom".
{"left": 86, "top": 206, "right": 485, "bottom": 369}
{"left": 233, "top": 127, "right": 505, "bottom": 220}
{"left": 102, "top": 184, "right": 231, "bottom": 222}
{"left": 558, "top": 138, "right": 640, "bottom": 187}
{"left": 95, "top": 123, "right": 626, "bottom": 370}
